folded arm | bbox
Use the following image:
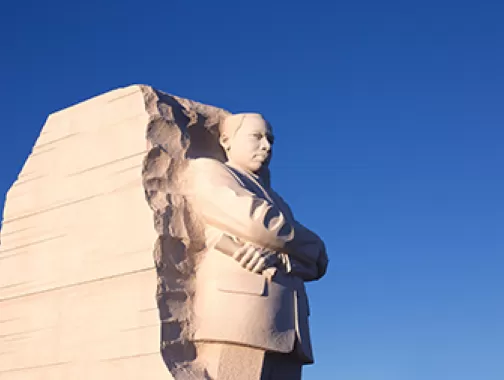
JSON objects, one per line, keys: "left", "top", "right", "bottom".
{"left": 185, "top": 158, "right": 295, "bottom": 252}
{"left": 268, "top": 188, "right": 328, "bottom": 280}
{"left": 184, "top": 159, "right": 327, "bottom": 279}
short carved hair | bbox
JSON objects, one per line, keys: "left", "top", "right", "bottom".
{"left": 219, "top": 113, "right": 267, "bottom": 137}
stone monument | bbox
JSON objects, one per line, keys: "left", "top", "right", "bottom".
{"left": 0, "top": 85, "right": 328, "bottom": 379}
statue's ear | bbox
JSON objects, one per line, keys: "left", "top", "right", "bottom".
{"left": 219, "top": 133, "right": 230, "bottom": 152}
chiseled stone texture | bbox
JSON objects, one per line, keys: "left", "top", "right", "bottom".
{"left": 0, "top": 85, "right": 228, "bottom": 379}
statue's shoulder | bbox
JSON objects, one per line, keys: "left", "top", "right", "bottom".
{"left": 187, "top": 157, "right": 229, "bottom": 175}
{"left": 188, "top": 157, "right": 226, "bottom": 170}
{"left": 186, "top": 158, "right": 234, "bottom": 183}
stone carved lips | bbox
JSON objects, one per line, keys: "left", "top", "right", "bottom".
{"left": 254, "top": 150, "right": 272, "bottom": 163}
{"left": 254, "top": 153, "right": 269, "bottom": 162}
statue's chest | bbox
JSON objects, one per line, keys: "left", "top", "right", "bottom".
{"left": 230, "top": 170, "right": 273, "bottom": 202}
{"left": 226, "top": 166, "right": 294, "bottom": 222}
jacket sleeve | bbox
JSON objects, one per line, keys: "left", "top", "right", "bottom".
{"left": 184, "top": 159, "right": 295, "bottom": 252}
{"left": 271, "top": 190, "right": 328, "bottom": 280}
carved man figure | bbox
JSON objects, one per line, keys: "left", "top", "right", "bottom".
{"left": 184, "top": 113, "right": 328, "bottom": 379}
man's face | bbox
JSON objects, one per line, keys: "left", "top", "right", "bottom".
{"left": 226, "top": 116, "right": 274, "bottom": 174}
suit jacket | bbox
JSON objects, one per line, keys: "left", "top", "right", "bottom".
{"left": 184, "top": 158, "right": 326, "bottom": 364}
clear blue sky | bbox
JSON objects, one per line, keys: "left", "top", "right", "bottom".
{"left": 1, "top": 1, "right": 503, "bottom": 379}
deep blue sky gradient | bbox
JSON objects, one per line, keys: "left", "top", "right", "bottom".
{"left": 1, "top": 1, "right": 503, "bottom": 379}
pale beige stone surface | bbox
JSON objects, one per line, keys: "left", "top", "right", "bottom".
{"left": 0, "top": 87, "right": 328, "bottom": 380}
{"left": 180, "top": 114, "right": 328, "bottom": 380}
{"left": 0, "top": 85, "right": 228, "bottom": 380}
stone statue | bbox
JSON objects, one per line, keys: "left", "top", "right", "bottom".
{"left": 185, "top": 113, "right": 328, "bottom": 380}
{"left": 0, "top": 86, "right": 327, "bottom": 380}
{"left": 145, "top": 107, "right": 328, "bottom": 379}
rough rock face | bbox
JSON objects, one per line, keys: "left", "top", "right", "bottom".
{"left": 0, "top": 86, "right": 229, "bottom": 379}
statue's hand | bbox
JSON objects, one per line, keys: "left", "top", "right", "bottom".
{"left": 232, "top": 242, "right": 278, "bottom": 274}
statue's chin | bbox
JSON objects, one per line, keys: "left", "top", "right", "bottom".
{"left": 228, "top": 160, "right": 266, "bottom": 175}
{"left": 251, "top": 162, "right": 269, "bottom": 175}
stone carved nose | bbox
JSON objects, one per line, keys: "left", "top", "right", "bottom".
{"left": 261, "top": 137, "right": 271, "bottom": 152}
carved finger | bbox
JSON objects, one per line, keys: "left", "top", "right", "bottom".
{"left": 251, "top": 257, "right": 266, "bottom": 273}
{"left": 245, "top": 251, "right": 263, "bottom": 272}
{"left": 263, "top": 251, "right": 278, "bottom": 267}
{"left": 239, "top": 246, "right": 256, "bottom": 267}
{"left": 232, "top": 244, "right": 248, "bottom": 260}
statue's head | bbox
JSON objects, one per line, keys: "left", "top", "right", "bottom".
{"left": 219, "top": 113, "right": 274, "bottom": 174}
